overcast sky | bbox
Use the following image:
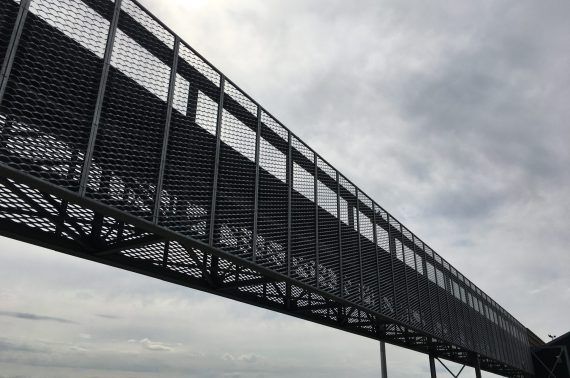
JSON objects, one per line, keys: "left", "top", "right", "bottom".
{"left": 1, "top": 0, "right": 569, "bottom": 377}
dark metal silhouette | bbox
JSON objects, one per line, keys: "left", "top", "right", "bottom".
{"left": 0, "top": 0, "right": 538, "bottom": 376}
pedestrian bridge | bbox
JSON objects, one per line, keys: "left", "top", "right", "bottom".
{"left": 0, "top": 0, "right": 538, "bottom": 376}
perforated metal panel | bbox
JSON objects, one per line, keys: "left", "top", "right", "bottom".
{"left": 291, "top": 137, "right": 316, "bottom": 287}
{"left": 158, "top": 43, "right": 219, "bottom": 242}
{"left": 375, "top": 208, "right": 395, "bottom": 318}
{"left": 212, "top": 81, "right": 257, "bottom": 259}
{"left": 255, "top": 112, "right": 288, "bottom": 274}
{"left": 316, "top": 159, "right": 340, "bottom": 296}
{"left": 1, "top": 0, "right": 111, "bottom": 190}
{"left": 339, "top": 176, "right": 360, "bottom": 304}
{"left": 358, "top": 192, "right": 379, "bottom": 312}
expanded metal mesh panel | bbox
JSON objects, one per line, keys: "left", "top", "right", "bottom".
{"left": 0, "top": 0, "right": 111, "bottom": 190}
{"left": 414, "top": 238, "right": 433, "bottom": 335}
{"left": 431, "top": 251, "right": 451, "bottom": 342}
{"left": 316, "top": 159, "right": 340, "bottom": 296}
{"left": 339, "top": 176, "right": 360, "bottom": 303}
{"left": 358, "top": 192, "right": 379, "bottom": 312}
{"left": 425, "top": 248, "right": 444, "bottom": 338}
{"left": 166, "top": 242, "right": 204, "bottom": 279}
{"left": 213, "top": 81, "right": 257, "bottom": 258}
{"left": 87, "top": 0, "right": 174, "bottom": 220}
{"left": 390, "top": 218, "right": 409, "bottom": 323}
{"left": 291, "top": 137, "right": 316, "bottom": 286}
{"left": 375, "top": 208, "right": 395, "bottom": 317}
{"left": 256, "top": 112, "right": 288, "bottom": 274}
{"left": 158, "top": 43, "right": 219, "bottom": 242}
{"left": 402, "top": 227, "right": 421, "bottom": 328}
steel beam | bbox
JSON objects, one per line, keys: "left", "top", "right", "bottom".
{"left": 79, "top": 0, "right": 123, "bottom": 196}
{"left": 337, "top": 170, "right": 343, "bottom": 298}
{"left": 208, "top": 75, "right": 225, "bottom": 246}
{"left": 429, "top": 354, "right": 437, "bottom": 378}
{"left": 314, "top": 154, "right": 319, "bottom": 288}
{"left": 287, "top": 131, "right": 292, "bottom": 277}
{"left": 0, "top": 0, "right": 31, "bottom": 105}
{"left": 251, "top": 106, "right": 261, "bottom": 261}
{"left": 356, "top": 188, "right": 363, "bottom": 303}
{"left": 153, "top": 36, "right": 180, "bottom": 224}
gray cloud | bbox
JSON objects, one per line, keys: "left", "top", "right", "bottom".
{"left": 0, "top": 311, "right": 76, "bottom": 324}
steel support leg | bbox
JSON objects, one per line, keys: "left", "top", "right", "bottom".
{"left": 474, "top": 354, "right": 482, "bottom": 378}
{"left": 379, "top": 341, "right": 387, "bottom": 378}
{"left": 429, "top": 354, "right": 437, "bottom": 378}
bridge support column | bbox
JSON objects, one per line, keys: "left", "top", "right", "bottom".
{"left": 429, "top": 354, "right": 437, "bottom": 378}
{"left": 473, "top": 354, "right": 481, "bottom": 378}
{"left": 379, "top": 341, "right": 387, "bottom": 378}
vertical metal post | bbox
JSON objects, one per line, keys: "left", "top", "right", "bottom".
{"left": 356, "top": 189, "right": 364, "bottom": 303}
{"left": 251, "top": 106, "right": 261, "bottom": 261}
{"left": 314, "top": 154, "right": 319, "bottom": 288}
{"left": 205, "top": 75, "right": 225, "bottom": 283}
{"left": 433, "top": 257, "right": 446, "bottom": 340}
{"left": 420, "top": 242, "right": 432, "bottom": 333}
{"left": 162, "top": 240, "right": 170, "bottom": 268}
{"left": 379, "top": 341, "right": 388, "bottom": 378}
{"left": 399, "top": 224, "right": 410, "bottom": 322}
{"left": 79, "top": 0, "right": 123, "bottom": 196}
{"left": 285, "top": 131, "right": 292, "bottom": 310}
{"left": 0, "top": 0, "right": 31, "bottom": 106}
{"left": 208, "top": 75, "right": 225, "bottom": 246}
{"left": 336, "top": 171, "right": 343, "bottom": 298}
{"left": 372, "top": 203, "right": 381, "bottom": 312}
{"left": 474, "top": 354, "right": 482, "bottom": 378}
{"left": 287, "top": 131, "right": 292, "bottom": 277}
{"left": 387, "top": 214, "right": 397, "bottom": 318}
{"left": 153, "top": 36, "right": 180, "bottom": 224}
{"left": 429, "top": 354, "right": 437, "bottom": 378}
{"left": 412, "top": 234, "right": 423, "bottom": 328}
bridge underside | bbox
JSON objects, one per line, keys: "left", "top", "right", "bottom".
{"left": 0, "top": 166, "right": 522, "bottom": 377}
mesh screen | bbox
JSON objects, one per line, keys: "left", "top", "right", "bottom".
{"left": 87, "top": 0, "right": 174, "bottom": 220}
{"left": 1, "top": 0, "right": 111, "bottom": 190}
{"left": 158, "top": 43, "right": 219, "bottom": 242}
{"left": 213, "top": 81, "right": 257, "bottom": 259}
{"left": 339, "top": 176, "right": 360, "bottom": 304}
{"left": 357, "top": 192, "right": 379, "bottom": 312}
{"left": 317, "top": 159, "right": 340, "bottom": 296}
{"left": 291, "top": 137, "right": 316, "bottom": 287}
{"left": 375, "top": 208, "right": 395, "bottom": 317}
{"left": 256, "top": 112, "right": 288, "bottom": 274}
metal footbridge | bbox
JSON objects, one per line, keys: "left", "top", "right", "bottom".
{"left": 0, "top": 0, "right": 545, "bottom": 376}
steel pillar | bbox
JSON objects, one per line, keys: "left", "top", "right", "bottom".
{"left": 474, "top": 354, "right": 482, "bottom": 378}
{"left": 430, "top": 354, "right": 437, "bottom": 378}
{"left": 380, "top": 341, "right": 388, "bottom": 378}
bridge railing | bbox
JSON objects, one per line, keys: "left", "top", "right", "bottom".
{"left": 0, "top": 0, "right": 532, "bottom": 372}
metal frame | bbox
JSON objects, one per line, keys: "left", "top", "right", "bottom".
{"left": 0, "top": 0, "right": 31, "bottom": 105}
{"left": 0, "top": 1, "right": 535, "bottom": 376}
{"left": 79, "top": 0, "right": 123, "bottom": 196}
{"left": 153, "top": 36, "right": 180, "bottom": 223}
